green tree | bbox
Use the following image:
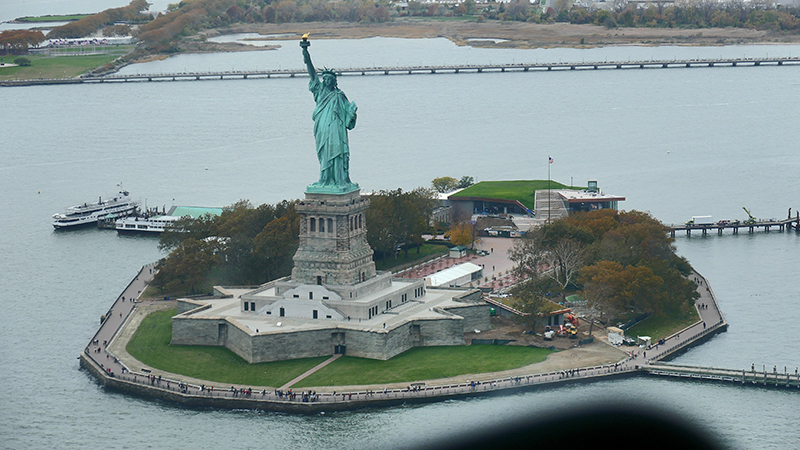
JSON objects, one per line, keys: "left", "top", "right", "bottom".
{"left": 153, "top": 238, "right": 221, "bottom": 294}
{"left": 508, "top": 277, "right": 557, "bottom": 332}
{"left": 457, "top": 175, "right": 475, "bottom": 189}
{"left": 431, "top": 176, "right": 459, "bottom": 193}
{"left": 366, "top": 188, "right": 436, "bottom": 261}
{"left": 463, "top": 0, "right": 476, "bottom": 14}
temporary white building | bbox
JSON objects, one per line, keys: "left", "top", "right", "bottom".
{"left": 425, "top": 262, "right": 483, "bottom": 288}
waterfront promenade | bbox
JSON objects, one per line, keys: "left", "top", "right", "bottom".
{"left": 80, "top": 261, "right": 752, "bottom": 412}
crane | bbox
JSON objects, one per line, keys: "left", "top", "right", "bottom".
{"left": 742, "top": 207, "right": 757, "bottom": 225}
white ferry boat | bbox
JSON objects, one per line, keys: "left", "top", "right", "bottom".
{"left": 115, "top": 205, "right": 224, "bottom": 235}
{"left": 52, "top": 190, "right": 140, "bottom": 229}
{"left": 115, "top": 214, "right": 182, "bottom": 235}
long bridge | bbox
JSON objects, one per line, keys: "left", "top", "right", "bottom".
{"left": 4, "top": 55, "right": 800, "bottom": 87}
{"left": 668, "top": 217, "right": 800, "bottom": 237}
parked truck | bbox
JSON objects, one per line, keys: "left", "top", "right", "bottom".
{"left": 686, "top": 215, "right": 713, "bottom": 226}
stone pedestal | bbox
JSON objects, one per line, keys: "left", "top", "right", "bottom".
{"left": 291, "top": 189, "right": 376, "bottom": 286}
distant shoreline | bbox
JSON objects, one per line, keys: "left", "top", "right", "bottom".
{"left": 181, "top": 20, "right": 800, "bottom": 55}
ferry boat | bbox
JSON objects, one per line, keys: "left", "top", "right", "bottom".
{"left": 52, "top": 190, "right": 140, "bottom": 229}
{"left": 115, "top": 214, "right": 182, "bottom": 235}
{"left": 115, "top": 205, "right": 224, "bottom": 235}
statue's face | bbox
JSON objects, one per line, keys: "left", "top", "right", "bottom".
{"left": 323, "top": 74, "right": 337, "bottom": 89}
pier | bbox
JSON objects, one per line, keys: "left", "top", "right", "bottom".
{"left": 668, "top": 217, "right": 800, "bottom": 237}
{"left": 644, "top": 362, "right": 800, "bottom": 388}
{"left": 5, "top": 56, "right": 800, "bottom": 87}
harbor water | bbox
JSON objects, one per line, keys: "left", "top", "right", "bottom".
{"left": 2, "top": 33, "right": 800, "bottom": 449}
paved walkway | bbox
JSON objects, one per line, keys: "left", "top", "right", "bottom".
{"left": 280, "top": 354, "right": 342, "bottom": 389}
{"left": 83, "top": 262, "right": 157, "bottom": 379}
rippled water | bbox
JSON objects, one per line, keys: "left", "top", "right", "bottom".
{"left": 2, "top": 37, "right": 800, "bottom": 449}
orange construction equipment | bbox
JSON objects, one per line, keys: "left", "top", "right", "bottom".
{"left": 566, "top": 314, "right": 580, "bottom": 327}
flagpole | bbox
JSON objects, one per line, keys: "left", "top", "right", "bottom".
{"left": 548, "top": 156, "right": 551, "bottom": 224}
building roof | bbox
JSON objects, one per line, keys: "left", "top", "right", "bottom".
{"left": 426, "top": 262, "right": 482, "bottom": 287}
{"left": 557, "top": 190, "right": 625, "bottom": 204}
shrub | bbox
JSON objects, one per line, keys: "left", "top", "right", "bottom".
{"left": 14, "top": 57, "right": 31, "bottom": 66}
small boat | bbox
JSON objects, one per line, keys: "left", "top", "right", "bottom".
{"left": 52, "top": 189, "right": 140, "bottom": 229}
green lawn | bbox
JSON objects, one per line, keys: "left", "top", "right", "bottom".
{"left": 375, "top": 243, "right": 449, "bottom": 271}
{"left": 451, "top": 180, "right": 583, "bottom": 211}
{"left": 127, "top": 309, "right": 328, "bottom": 387}
{"left": 15, "top": 14, "right": 90, "bottom": 22}
{"left": 0, "top": 48, "right": 133, "bottom": 80}
{"left": 296, "top": 346, "right": 554, "bottom": 387}
{"left": 625, "top": 309, "right": 700, "bottom": 341}
{"left": 127, "top": 309, "right": 554, "bottom": 388}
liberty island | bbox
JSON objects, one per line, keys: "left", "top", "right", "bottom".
{"left": 76, "top": 39, "right": 749, "bottom": 413}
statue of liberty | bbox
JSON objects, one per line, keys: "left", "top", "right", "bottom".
{"left": 301, "top": 36, "right": 358, "bottom": 192}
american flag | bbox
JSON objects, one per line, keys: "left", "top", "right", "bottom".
{"left": 549, "top": 156, "right": 554, "bottom": 164}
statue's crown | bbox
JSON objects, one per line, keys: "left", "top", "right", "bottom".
{"left": 321, "top": 67, "right": 337, "bottom": 77}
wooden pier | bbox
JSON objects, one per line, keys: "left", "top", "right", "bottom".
{"left": 668, "top": 217, "right": 800, "bottom": 237}
{"left": 3, "top": 56, "right": 800, "bottom": 87}
{"left": 644, "top": 362, "right": 800, "bottom": 388}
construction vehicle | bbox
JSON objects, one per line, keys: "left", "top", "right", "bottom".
{"left": 566, "top": 314, "right": 580, "bottom": 327}
{"left": 742, "top": 207, "right": 757, "bottom": 225}
{"left": 564, "top": 323, "right": 578, "bottom": 339}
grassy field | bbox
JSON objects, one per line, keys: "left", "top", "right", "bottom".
{"left": 295, "top": 345, "right": 554, "bottom": 387}
{"left": 127, "top": 309, "right": 554, "bottom": 388}
{"left": 451, "top": 180, "right": 583, "bottom": 211}
{"left": 0, "top": 48, "right": 133, "bottom": 80}
{"left": 625, "top": 309, "right": 700, "bottom": 341}
{"left": 127, "top": 309, "right": 328, "bottom": 387}
{"left": 15, "top": 14, "right": 89, "bottom": 22}
{"left": 374, "top": 243, "right": 449, "bottom": 271}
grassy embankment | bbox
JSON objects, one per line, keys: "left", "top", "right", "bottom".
{"left": 0, "top": 46, "right": 134, "bottom": 80}
{"left": 451, "top": 180, "right": 583, "bottom": 211}
{"left": 128, "top": 309, "right": 554, "bottom": 387}
{"left": 624, "top": 308, "right": 700, "bottom": 341}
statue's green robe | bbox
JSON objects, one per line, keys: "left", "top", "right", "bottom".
{"left": 309, "top": 76, "right": 357, "bottom": 187}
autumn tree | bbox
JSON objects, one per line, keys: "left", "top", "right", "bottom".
{"left": 47, "top": 0, "right": 149, "bottom": 39}
{"left": 446, "top": 221, "right": 478, "bottom": 248}
{"left": 0, "top": 30, "right": 45, "bottom": 55}
{"left": 511, "top": 208, "right": 699, "bottom": 321}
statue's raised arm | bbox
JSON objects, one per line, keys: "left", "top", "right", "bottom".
{"left": 301, "top": 42, "right": 316, "bottom": 79}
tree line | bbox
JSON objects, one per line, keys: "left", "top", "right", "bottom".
{"left": 0, "top": 30, "right": 45, "bottom": 55}
{"left": 153, "top": 188, "right": 437, "bottom": 295}
{"left": 46, "top": 0, "right": 151, "bottom": 39}
{"left": 509, "top": 209, "right": 700, "bottom": 330}
{"left": 478, "top": 0, "right": 800, "bottom": 31}
{"left": 40, "top": 0, "right": 800, "bottom": 57}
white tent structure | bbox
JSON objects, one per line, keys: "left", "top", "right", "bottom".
{"left": 425, "top": 262, "right": 483, "bottom": 288}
